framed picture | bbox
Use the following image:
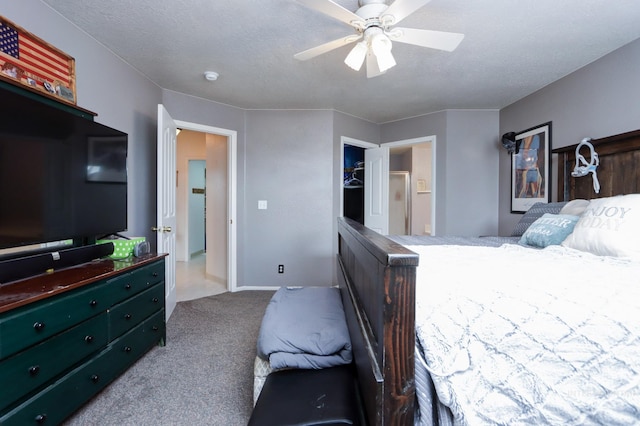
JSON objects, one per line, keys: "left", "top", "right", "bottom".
{"left": 0, "top": 15, "right": 77, "bottom": 105}
{"left": 511, "top": 122, "right": 551, "bottom": 213}
{"left": 87, "top": 136, "right": 128, "bottom": 183}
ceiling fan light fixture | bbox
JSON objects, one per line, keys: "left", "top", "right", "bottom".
{"left": 344, "top": 41, "right": 368, "bottom": 71}
{"left": 294, "top": 0, "right": 463, "bottom": 77}
{"left": 370, "top": 33, "right": 396, "bottom": 72}
{"left": 375, "top": 49, "right": 396, "bottom": 73}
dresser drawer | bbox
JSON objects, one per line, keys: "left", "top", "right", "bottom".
{"left": 0, "top": 310, "right": 165, "bottom": 426}
{"left": 103, "top": 260, "right": 165, "bottom": 307}
{"left": 0, "top": 281, "right": 109, "bottom": 360}
{"left": 108, "top": 309, "right": 166, "bottom": 376}
{"left": 0, "top": 313, "right": 108, "bottom": 412}
{"left": 108, "top": 282, "right": 164, "bottom": 340}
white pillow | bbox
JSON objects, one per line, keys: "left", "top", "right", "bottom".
{"left": 559, "top": 199, "right": 590, "bottom": 216}
{"left": 561, "top": 194, "right": 640, "bottom": 260}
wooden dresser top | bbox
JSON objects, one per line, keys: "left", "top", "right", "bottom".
{"left": 0, "top": 254, "right": 166, "bottom": 314}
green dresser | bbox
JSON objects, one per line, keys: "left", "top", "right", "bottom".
{"left": 0, "top": 255, "right": 166, "bottom": 425}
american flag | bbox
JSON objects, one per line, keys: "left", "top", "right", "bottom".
{"left": 0, "top": 20, "right": 71, "bottom": 85}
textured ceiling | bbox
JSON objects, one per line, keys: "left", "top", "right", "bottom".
{"left": 42, "top": 0, "right": 640, "bottom": 123}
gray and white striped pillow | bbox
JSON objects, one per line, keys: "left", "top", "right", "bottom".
{"left": 511, "top": 201, "right": 568, "bottom": 237}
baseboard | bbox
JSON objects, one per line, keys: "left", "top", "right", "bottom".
{"left": 234, "top": 286, "right": 280, "bottom": 292}
{"left": 189, "top": 250, "right": 205, "bottom": 259}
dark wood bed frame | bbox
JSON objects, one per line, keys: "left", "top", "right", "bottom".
{"left": 337, "top": 129, "right": 640, "bottom": 425}
{"left": 337, "top": 218, "right": 418, "bottom": 426}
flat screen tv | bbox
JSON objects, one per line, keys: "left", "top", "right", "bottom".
{"left": 0, "top": 86, "right": 128, "bottom": 251}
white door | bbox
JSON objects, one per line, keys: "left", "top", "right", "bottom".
{"left": 156, "top": 104, "right": 177, "bottom": 320}
{"left": 364, "top": 146, "right": 389, "bottom": 234}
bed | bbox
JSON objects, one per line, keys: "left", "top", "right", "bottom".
{"left": 337, "top": 129, "right": 640, "bottom": 425}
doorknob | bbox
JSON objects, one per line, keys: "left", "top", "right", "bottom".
{"left": 151, "top": 226, "right": 172, "bottom": 233}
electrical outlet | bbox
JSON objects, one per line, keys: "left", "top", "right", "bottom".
{"left": 278, "top": 265, "right": 284, "bottom": 274}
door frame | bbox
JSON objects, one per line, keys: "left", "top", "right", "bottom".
{"left": 383, "top": 136, "right": 437, "bottom": 235}
{"left": 339, "top": 135, "right": 437, "bottom": 235}
{"left": 174, "top": 119, "right": 238, "bottom": 292}
{"left": 339, "top": 136, "right": 378, "bottom": 221}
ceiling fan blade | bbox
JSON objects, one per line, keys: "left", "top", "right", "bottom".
{"left": 381, "top": 0, "right": 432, "bottom": 26}
{"left": 389, "top": 27, "right": 464, "bottom": 52}
{"left": 297, "top": 0, "right": 365, "bottom": 29}
{"left": 366, "top": 52, "right": 386, "bottom": 78}
{"left": 294, "top": 35, "right": 362, "bottom": 61}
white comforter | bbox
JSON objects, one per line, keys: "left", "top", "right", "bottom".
{"left": 408, "top": 244, "right": 640, "bottom": 425}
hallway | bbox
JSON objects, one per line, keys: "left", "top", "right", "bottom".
{"left": 176, "top": 253, "right": 227, "bottom": 302}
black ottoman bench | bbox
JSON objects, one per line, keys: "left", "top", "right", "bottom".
{"left": 248, "top": 364, "right": 361, "bottom": 426}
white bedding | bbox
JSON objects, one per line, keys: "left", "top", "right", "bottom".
{"left": 408, "top": 244, "right": 640, "bottom": 425}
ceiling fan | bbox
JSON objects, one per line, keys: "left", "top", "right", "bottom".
{"left": 294, "top": 0, "right": 464, "bottom": 78}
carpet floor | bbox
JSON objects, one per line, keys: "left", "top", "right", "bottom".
{"left": 63, "top": 290, "right": 274, "bottom": 426}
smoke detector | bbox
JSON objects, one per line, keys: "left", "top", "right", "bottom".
{"left": 204, "top": 71, "right": 219, "bottom": 81}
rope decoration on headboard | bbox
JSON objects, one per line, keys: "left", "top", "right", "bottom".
{"left": 571, "top": 138, "right": 600, "bottom": 193}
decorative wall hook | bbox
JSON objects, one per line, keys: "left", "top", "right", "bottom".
{"left": 571, "top": 138, "right": 600, "bottom": 193}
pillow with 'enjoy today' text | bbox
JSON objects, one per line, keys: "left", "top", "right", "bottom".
{"left": 562, "top": 194, "right": 640, "bottom": 260}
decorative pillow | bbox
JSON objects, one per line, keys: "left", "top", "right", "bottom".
{"left": 561, "top": 194, "right": 640, "bottom": 260}
{"left": 559, "top": 199, "right": 590, "bottom": 216}
{"left": 519, "top": 213, "right": 580, "bottom": 248}
{"left": 511, "top": 201, "right": 568, "bottom": 237}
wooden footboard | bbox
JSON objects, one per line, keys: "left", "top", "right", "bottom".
{"left": 337, "top": 217, "right": 418, "bottom": 426}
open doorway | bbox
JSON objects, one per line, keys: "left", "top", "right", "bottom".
{"left": 340, "top": 136, "right": 435, "bottom": 236}
{"left": 174, "top": 130, "right": 227, "bottom": 301}
{"left": 343, "top": 144, "right": 365, "bottom": 224}
{"left": 171, "top": 121, "right": 237, "bottom": 300}
{"left": 389, "top": 142, "right": 433, "bottom": 235}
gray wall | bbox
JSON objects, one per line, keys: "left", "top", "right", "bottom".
{"left": 499, "top": 38, "right": 640, "bottom": 235}
{"left": 160, "top": 93, "right": 380, "bottom": 288}
{"left": 245, "top": 110, "right": 334, "bottom": 287}
{"left": 5, "top": 0, "right": 163, "bottom": 247}
{"left": 381, "top": 110, "right": 500, "bottom": 236}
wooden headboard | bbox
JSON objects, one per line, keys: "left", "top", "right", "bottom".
{"left": 553, "top": 129, "right": 640, "bottom": 201}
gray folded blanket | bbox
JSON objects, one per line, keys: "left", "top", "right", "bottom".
{"left": 256, "top": 287, "right": 352, "bottom": 370}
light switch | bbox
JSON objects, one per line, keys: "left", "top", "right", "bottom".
{"left": 258, "top": 200, "right": 268, "bottom": 210}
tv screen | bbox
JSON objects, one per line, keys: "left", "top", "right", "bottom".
{"left": 0, "top": 87, "right": 127, "bottom": 250}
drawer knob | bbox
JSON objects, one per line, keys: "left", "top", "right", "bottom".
{"left": 124, "top": 346, "right": 132, "bottom": 353}
{"left": 91, "top": 374, "right": 100, "bottom": 383}
{"left": 85, "top": 335, "right": 94, "bottom": 343}
{"left": 33, "top": 322, "right": 45, "bottom": 332}
{"left": 35, "top": 414, "right": 47, "bottom": 423}
{"left": 124, "top": 314, "right": 132, "bottom": 320}
{"left": 89, "top": 299, "right": 98, "bottom": 307}
{"left": 29, "top": 365, "right": 40, "bottom": 376}
{"left": 125, "top": 283, "right": 132, "bottom": 290}
{"left": 152, "top": 325, "right": 159, "bottom": 332}
{"left": 152, "top": 272, "right": 158, "bottom": 277}
{"left": 152, "top": 297, "right": 159, "bottom": 303}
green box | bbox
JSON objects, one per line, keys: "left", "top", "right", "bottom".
{"left": 97, "top": 237, "right": 145, "bottom": 259}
